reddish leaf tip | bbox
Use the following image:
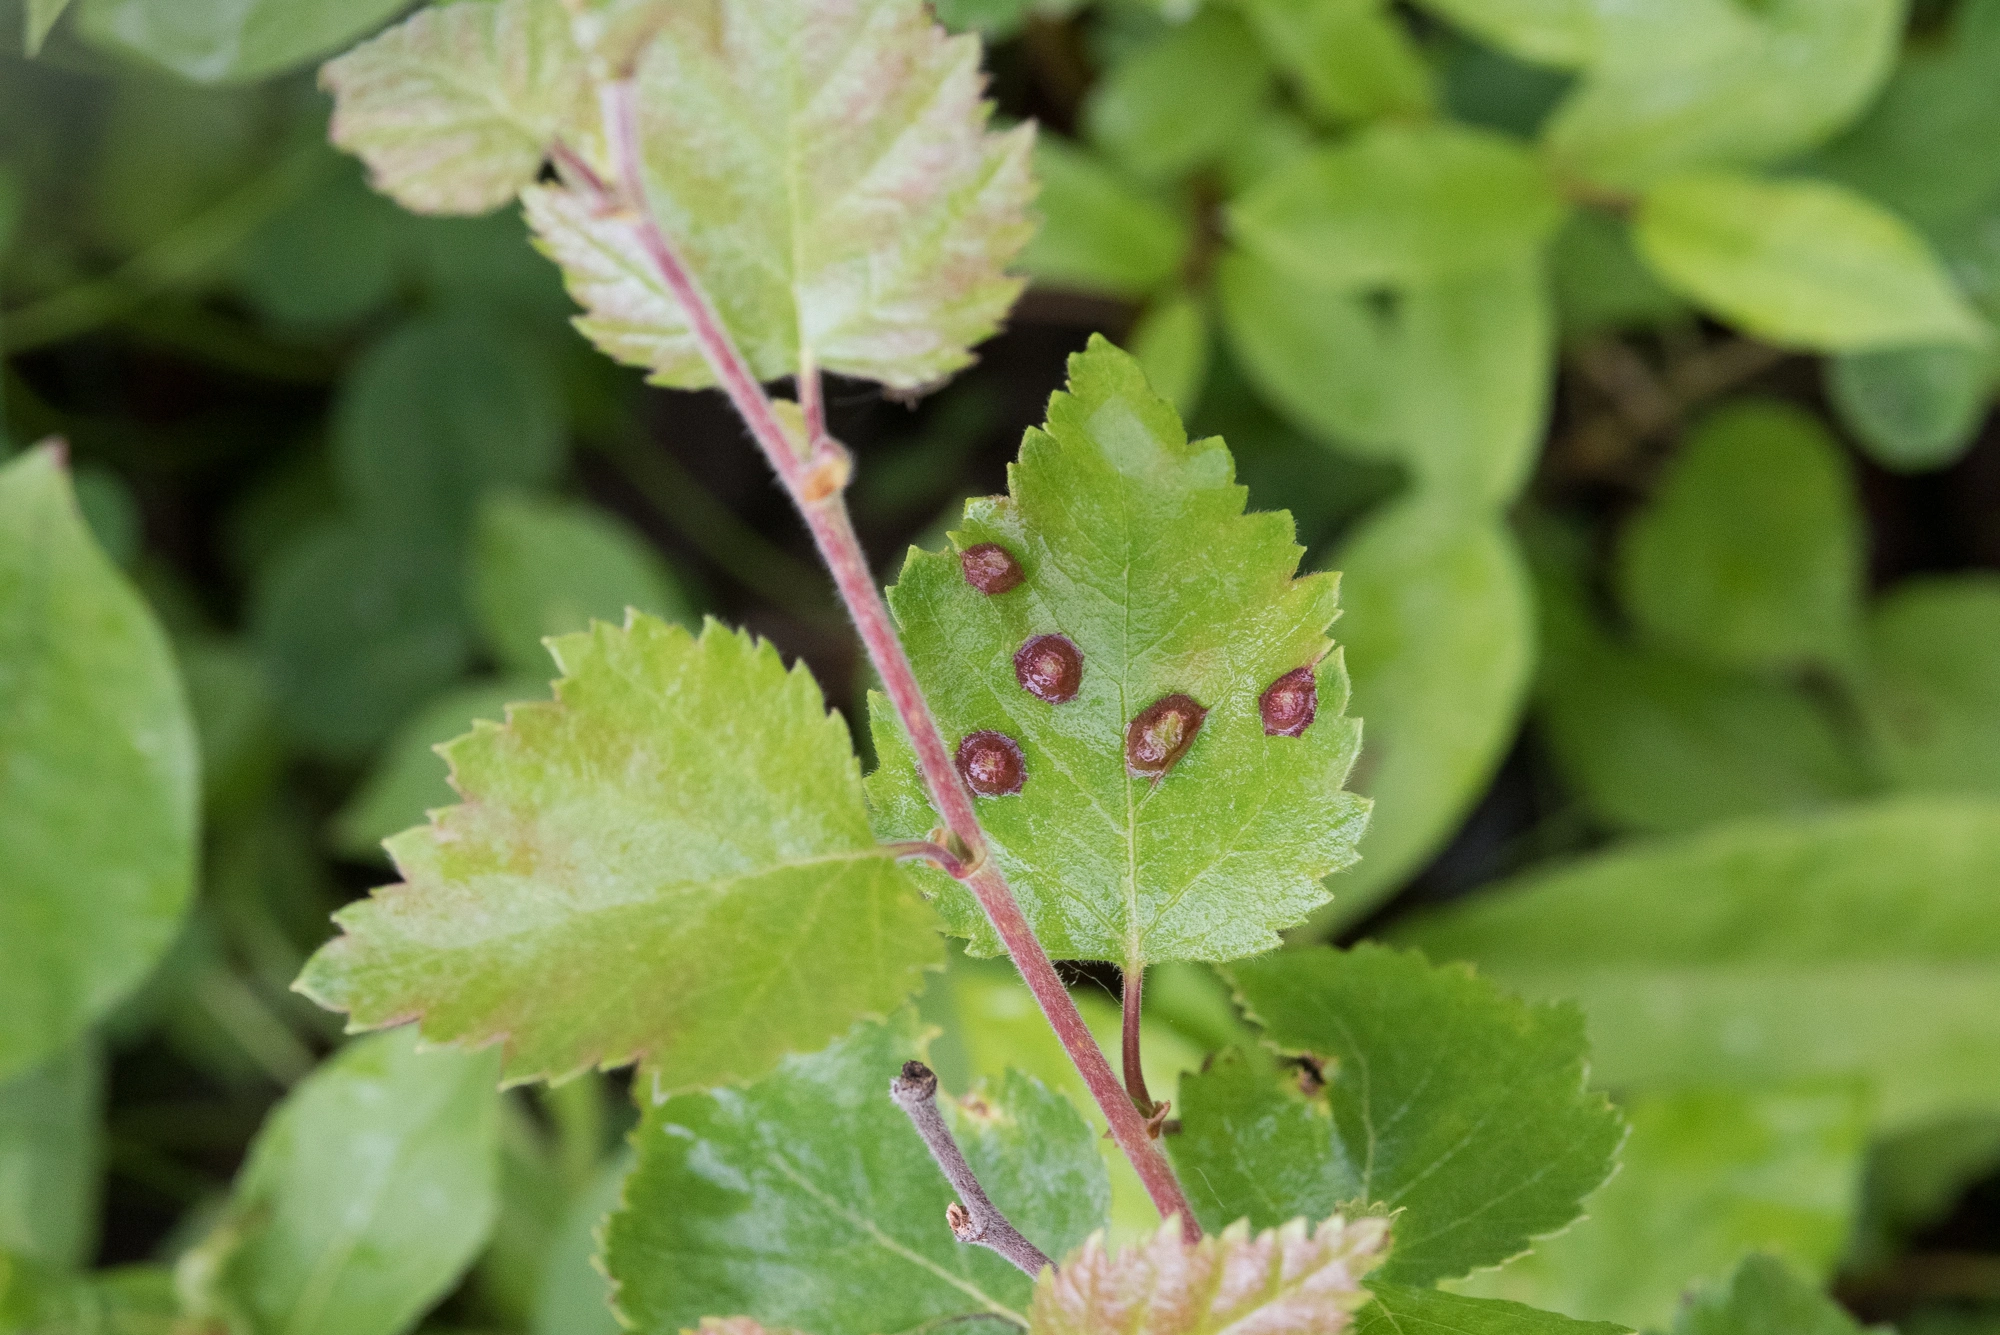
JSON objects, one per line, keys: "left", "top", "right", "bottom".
{"left": 1014, "top": 633, "right": 1084, "bottom": 703}
{"left": 956, "top": 729, "right": 1026, "bottom": 796}
{"left": 1259, "top": 666, "right": 1317, "bottom": 737}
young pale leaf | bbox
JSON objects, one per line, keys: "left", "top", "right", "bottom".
{"left": 1674, "top": 1255, "right": 1862, "bottom": 1335}
{"left": 525, "top": 0, "right": 1033, "bottom": 391}
{"left": 1544, "top": 0, "right": 1901, "bottom": 190}
{"left": 0, "top": 1042, "right": 100, "bottom": 1268}
{"left": 322, "top": 0, "right": 595, "bottom": 215}
{"left": 1029, "top": 1215, "right": 1390, "bottom": 1335}
{"left": 1826, "top": 345, "right": 1995, "bottom": 475}
{"left": 1616, "top": 400, "right": 1863, "bottom": 674}
{"left": 605, "top": 1014, "right": 1109, "bottom": 1335}
{"left": 1860, "top": 575, "right": 2000, "bottom": 798}
{"left": 1635, "top": 173, "right": 1989, "bottom": 352}
{"left": 1394, "top": 798, "right": 2000, "bottom": 1131}
{"left": 1230, "top": 123, "right": 1566, "bottom": 289}
{"left": 1357, "top": 1286, "right": 1633, "bottom": 1335}
{"left": 867, "top": 337, "right": 1367, "bottom": 966}
{"left": 0, "top": 446, "right": 198, "bottom": 1084}
{"left": 298, "top": 617, "right": 941, "bottom": 1093}
{"left": 1019, "top": 137, "right": 1190, "bottom": 300}
{"left": 1457, "top": 1086, "right": 1867, "bottom": 1331}
{"left": 75, "top": 0, "right": 409, "bottom": 83}
{"left": 1205, "top": 945, "right": 1623, "bottom": 1286}
{"left": 207, "top": 1029, "right": 501, "bottom": 1335}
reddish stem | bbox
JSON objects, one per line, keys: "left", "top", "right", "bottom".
{"left": 1122, "top": 964, "right": 1155, "bottom": 1117}
{"left": 598, "top": 80, "right": 1197, "bottom": 1239}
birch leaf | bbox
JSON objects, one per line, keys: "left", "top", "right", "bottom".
{"left": 1027, "top": 1214, "right": 1391, "bottom": 1335}
{"left": 524, "top": 0, "right": 1035, "bottom": 390}
{"left": 322, "top": 0, "right": 596, "bottom": 215}
{"left": 867, "top": 337, "right": 1368, "bottom": 967}
{"left": 296, "top": 617, "right": 941, "bottom": 1095}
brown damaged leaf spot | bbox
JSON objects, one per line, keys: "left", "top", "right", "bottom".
{"left": 1014, "top": 633, "right": 1084, "bottom": 703}
{"left": 956, "top": 729, "right": 1026, "bottom": 796}
{"left": 960, "top": 542, "right": 1024, "bottom": 594}
{"left": 1126, "top": 694, "right": 1207, "bottom": 780}
{"left": 1260, "top": 666, "right": 1318, "bottom": 738}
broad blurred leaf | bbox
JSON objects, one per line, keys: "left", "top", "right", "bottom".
{"left": 334, "top": 311, "right": 567, "bottom": 537}
{"left": 176, "top": 635, "right": 282, "bottom": 830}
{"left": 1544, "top": 0, "right": 1902, "bottom": 190}
{"left": 87, "top": 77, "right": 265, "bottom": 254}
{"left": 0, "top": 447, "right": 198, "bottom": 1083}
{"left": 0, "top": 1043, "right": 99, "bottom": 1267}
{"left": 1550, "top": 211, "right": 1686, "bottom": 336}
{"left": 1862, "top": 1117, "right": 2000, "bottom": 1251}
{"left": 524, "top": 0, "right": 1034, "bottom": 391}
{"left": 1358, "top": 1287, "right": 1633, "bottom": 1335}
{"left": 207, "top": 1029, "right": 501, "bottom": 1335}
{"left": 1239, "top": 0, "right": 1432, "bottom": 124}
{"left": 1396, "top": 798, "right": 2000, "bottom": 1131}
{"left": 250, "top": 518, "right": 470, "bottom": 760}
{"left": 1860, "top": 575, "right": 2000, "bottom": 797}
{"left": 230, "top": 155, "right": 403, "bottom": 329}
{"left": 300, "top": 619, "right": 941, "bottom": 1093}
{"left": 1084, "top": 9, "right": 1271, "bottom": 182}
{"left": 1176, "top": 945, "right": 1622, "bottom": 1286}
{"left": 1635, "top": 173, "right": 1989, "bottom": 352}
{"left": 530, "top": 1152, "right": 630, "bottom": 1335}
{"left": 1232, "top": 123, "right": 1565, "bottom": 289}
{"left": 0, "top": 1256, "right": 181, "bottom": 1333}
{"left": 472, "top": 492, "right": 691, "bottom": 677}
{"left": 604, "top": 1014, "right": 1109, "bottom": 1335}
{"left": 868, "top": 337, "right": 1367, "bottom": 966}
{"left": 1616, "top": 399, "right": 1862, "bottom": 673}
{"left": 1019, "top": 136, "right": 1190, "bottom": 299}
{"left": 1456, "top": 1087, "right": 1868, "bottom": 1331}
{"left": 1673, "top": 1254, "right": 1862, "bottom": 1335}
{"left": 1128, "top": 291, "right": 1210, "bottom": 416}
{"left": 330, "top": 679, "right": 547, "bottom": 861}
{"left": 1320, "top": 497, "right": 1535, "bottom": 928}
{"left": 1826, "top": 345, "right": 1994, "bottom": 474}
{"left": 26, "top": 0, "right": 74, "bottom": 53}
{"left": 324, "top": 0, "right": 594, "bottom": 215}
{"left": 75, "top": 0, "right": 410, "bottom": 82}
{"left": 1403, "top": 0, "right": 1592, "bottom": 68}
{"left": 71, "top": 465, "right": 139, "bottom": 569}
{"left": 1030, "top": 1214, "right": 1390, "bottom": 1335}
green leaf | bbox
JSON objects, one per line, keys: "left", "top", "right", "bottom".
{"left": 1674, "top": 1255, "right": 1862, "bottom": 1335}
{"left": 25, "top": 0, "right": 74, "bottom": 53}
{"left": 1859, "top": 575, "right": 2000, "bottom": 798}
{"left": 603, "top": 1013, "right": 1109, "bottom": 1335}
{"left": 523, "top": 0, "right": 1034, "bottom": 391}
{"left": 177, "top": 635, "right": 283, "bottom": 831}
{"left": 323, "top": 0, "right": 595, "bottom": 216}
{"left": 334, "top": 311, "right": 567, "bottom": 537}
{"left": 1128, "top": 292, "right": 1211, "bottom": 418}
{"left": 0, "top": 1043, "right": 100, "bottom": 1268}
{"left": 1403, "top": 0, "right": 1593, "bottom": 68}
{"left": 330, "top": 679, "right": 548, "bottom": 861}
{"left": 299, "top": 617, "right": 942, "bottom": 1093}
{"left": 1231, "top": 123, "right": 1565, "bottom": 289}
{"left": 74, "top": 0, "right": 409, "bottom": 82}
{"left": 1238, "top": 0, "right": 1433, "bottom": 125}
{"left": 1826, "top": 345, "right": 1995, "bottom": 474}
{"left": 1544, "top": 0, "right": 1902, "bottom": 190}
{"left": 231, "top": 155, "right": 402, "bottom": 329}
{"left": 1616, "top": 399, "right": 1862, "bottom": 673}
{"left": 1030, "top": 1214, "right": 1390, "bottom": 1335}
{"left": 1317, "top": 498, "right": 1535, "bottom": 929}
{"left": 530, "top": 1152, "right": 630, "bottom": 1335}
{"left": 250, "top": 518, "right": 471, "bottom": 760}
{"left": 1549, "top": 211, "right": 1687, "bottom": 336}
{"left": 208, "top": 1029, "right": 502, "bottom": 1335}
{"left": 1184, "top": 945, "right": 1621, "bottom": 1286}
{"left": 1358, "top": 1286, "right": 1633, "bottom": 1335}
{"left": 1019, "top": 136, "right": 1191, "bottom": 300}
{"left": 1084, "top": 9, "right": 1272, "bottom": 183}
{"left": 1395, "top": 798, "right": 2000, "bottom": 1131}
{"left": 0, "top": 446, "right": 198, "bottom": 1083}
{"left": 866, "top": 336, "right": 1367, "bottom": 966}
{"left": 1635, "top": 172, "right": 1989, "bottom": 352}
{"left": 1455, "top": 1087, "right": 1867, "bottom": 1331}
{"left": 472, "top": 492, "right": 692, "bottom": 678}
{"left": 0, "top": 1255, "right": 181, "bottom": 1334}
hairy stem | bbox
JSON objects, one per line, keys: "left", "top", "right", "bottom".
{"left": 890, "top": 1061, "right": 1054, "bottom": 1277}
{"left": 1122, "top": 964, "right": 1156, "bottom": 1118}
{"left": 596, "top": 79, "right": 1198, "bottom": 1239}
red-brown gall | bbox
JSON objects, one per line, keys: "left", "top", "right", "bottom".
{"left": 1126, "top": 694, "right": 1207, "bottom": 779}
{"left": 956, "top": 730, "right": 1025, "bottom": 796}
{"left": 960, "top": 543, "right": 1023, "bottom": 594}
{"left": 1260, "top": 666, "right": 1317, "bottom": 737}
{"left": 1014, "top": 634, "right": 1083, "bottom": 703}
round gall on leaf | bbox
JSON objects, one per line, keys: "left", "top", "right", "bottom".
{"left": 957, "top": 729, "right": 1026, "bottom": 796}
{"left": 1260, "top": 666, "right": 1318, "bottom": 737}
{"left": 1014, "top": 633, "right": 1084, "bottom": 703}
{"left": 1126, "top": 694, "right": 1207, "bottom": 779}
{"left": 959, "top": 542, "right": 1024, "bottom": 594}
